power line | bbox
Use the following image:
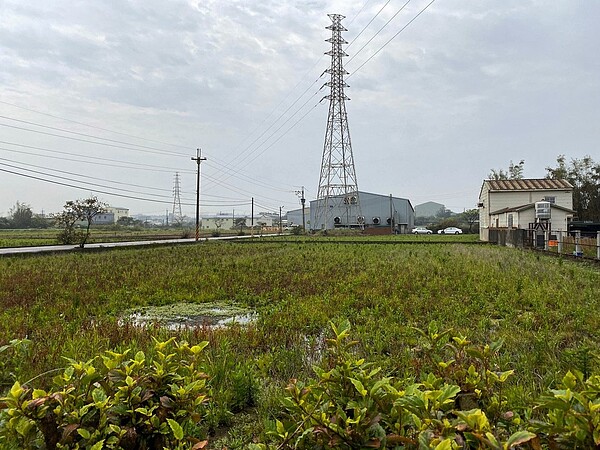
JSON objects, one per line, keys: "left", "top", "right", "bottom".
{"left": 348, "top": 0, "right": 437, "bottom": 77}
{"left": 0, "top": 99, "right": 191, "bottom": 151}
{"left": 0, "top": 123, "right": 189, "bottom": 158}
{"left": 0, "top": 165, "right": 254, "bottom": 208}
{"left": 0, "top": 160, "right": 176, "bottom": 200}
{"left": 347, "top": 0, "right": 394, "bottom": 49}
{"left": 0, "top": 142, "right": 194, "bottom": 174}
{"left": 346, "top": 0, "right": 412, "bottom": 65}
{"left": 0, "top": 115, "right": 190, "bottom": 156}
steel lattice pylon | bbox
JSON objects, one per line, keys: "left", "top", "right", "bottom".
{"left": 172, "top": 172, "right": 183, "bottom": 225}
{"left": 315, "top": 13, "right": 361, "bottom": 230}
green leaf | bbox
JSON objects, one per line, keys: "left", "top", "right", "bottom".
{"left": 190, "top": 342, "right": 209, "bottom": 354}
{"left": 77, "top": 428, "right": 91, "bottom": 439}
{"left": 437, "top": 384, "right": 461, "bottom": 404}
{"left": 350, "top": 378, "right": 367, "bottom": 396}
{"left": 434, "top": 439, "right": 454, "bottom": 450}
{"left": 505, "top": 430, "right": 536, "bottom": 448}
{"left": 9, "top": 381, "right": 23, "bottom": 398}
{"left": 90, "top": 440, "right": 105, "bottom": 450}
{"left": 167, "top": 418, "right": 184, "bottom": 441}
{"left": 276, "top": 419, "right": 285, "bottom": 435}
{"left": 562, "top": 371, "right": 578, "bottom": 389}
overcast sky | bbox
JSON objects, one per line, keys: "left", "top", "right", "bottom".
{"left": 1, "top": 0, "right": 599, "bottom": 218}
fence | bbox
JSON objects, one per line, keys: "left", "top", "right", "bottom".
{"left": 488, "top": 228, "right": 600, "bottom": 260}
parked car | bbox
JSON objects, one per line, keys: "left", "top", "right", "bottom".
{"left": 438, "top": 227, "right": 463, "bottom": 235}
{"left": 412, "top": 226, "right": 433, "bottom": 235}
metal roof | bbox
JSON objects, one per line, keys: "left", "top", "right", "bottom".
{"left": 490, "top": 203, "right": 576, "bottom": 215}
{"left": 485, "top": 178, "right": 572, "bottom": 191}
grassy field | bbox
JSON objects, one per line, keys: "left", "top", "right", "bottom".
{"left": 1, "top": 237, "right": 599, "bottom": 447}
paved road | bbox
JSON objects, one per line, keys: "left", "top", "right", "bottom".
{"left": 0, "top": 234, "right": 258, "bottom": 256}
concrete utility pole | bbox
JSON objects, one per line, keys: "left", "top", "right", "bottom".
{"left": 191, "top": 148, "right": 207, "bottom": 241}
{"left": 279, "top": 206, "right": 283, "bottom": 234}
{"left": 294, "top": 186, "right": 307, "bottom": 232}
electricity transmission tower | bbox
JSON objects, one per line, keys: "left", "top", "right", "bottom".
{"left": 172, "top": 172, "right": 183, "bottom": 225}
{"left": 315, "top": 13, "right": 361, "bottom": 230}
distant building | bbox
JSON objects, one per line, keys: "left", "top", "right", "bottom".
{"left": 107, "top": 206, "right": 129, "bottom": 223}
{"left": 201, "top": 213, "right": 276, "bottom": 230}
{"left": 414, "top": 201, "right": 445, "bottom": 218}
{"left": 287, "top": 207, "right": 309, "bottom": 228}
{"left": 92, "top": 212, "right": 115, "bottom": 225}
{"left": 309, "top": 191, "right": 414, "bottom": 233}
{"left": 478, "top": 179, "right": 574, "bottom": 241}
{"left": 90, "top": 206, "right": 129, "bottom": 225}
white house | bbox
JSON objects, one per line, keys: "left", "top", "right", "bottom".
{"left": 107, "top": 206, "right": 129, "bottom": 223}
{"left": 478, "top": 179, "right": 574, "bottom": 241}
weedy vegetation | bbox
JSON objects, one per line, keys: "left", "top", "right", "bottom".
{"left": 0, "top": 238, "right": 599, "bottom": 448}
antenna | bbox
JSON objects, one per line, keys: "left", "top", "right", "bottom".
{"left": 315, "top": 14, "right": 361, "bottom": 230}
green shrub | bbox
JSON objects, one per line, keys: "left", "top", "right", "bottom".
{"left": 254, "top": 320, "right": 535, "bottom": 449}
{"left": 0, "top": 338, "right": 209, "bottom": 449}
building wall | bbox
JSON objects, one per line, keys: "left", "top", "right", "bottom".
{"left": 201, "top": 215, "right": 275, "bottom": 230}
{"left": 414, "top": 201, "right": 445, "bottom": 218}
{"left": 309, "top": 191, "right": 414, "bottom": 232}
{"left": 202, "top": 217, "right": 235, "bottom": 230}
{"left": 107, "top": 207, "right": 129, "bottom": 223}
{"left": 91, "top": 213, "right": 115, "bottom": 225}
{"left": 287, "top": 208, "right": 308, "bottom": 228}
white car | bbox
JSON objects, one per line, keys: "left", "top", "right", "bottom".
{"left": 438, "top": 227, "right": 463, "bottom": 235}
{"left": 412, "top": 227, "right": 433, "bottom": 235}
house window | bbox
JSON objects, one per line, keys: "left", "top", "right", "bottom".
{"left": 507, "top": 214, "right": 513, "bottom": 228}
{"left": 543, "top": 196, "right": 556, "bottom": 204}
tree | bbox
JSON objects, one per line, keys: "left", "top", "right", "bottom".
{"left": 459, "top": 209, "right": 479, "bottom": 233}
{"left": 546, "top": 155, "right": 600, "bottom": 221}
{"left": 8, "top": 202, "right": 34, "bottom": 229}
{"left": 117, "top": 216, "right": 141, "bottom": 227}
{"left": 54, "top": 197, "right": 108, "bottom": 247}
{"left": 488, "top": 160, "right": 525, "bottom": 180}
{"left": 435, "top": 207, "right": 452, "bottom": 219}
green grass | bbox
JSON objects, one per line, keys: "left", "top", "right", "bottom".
{"left": 1, "top": 238, "right": 599, "bottom": 444}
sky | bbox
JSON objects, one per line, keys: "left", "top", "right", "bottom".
{"left": 1, "top": 0, "right": 599, "bottom": 219}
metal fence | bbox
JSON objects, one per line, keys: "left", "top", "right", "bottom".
{"left": 488, "top": 228, "right": 600, "bottom": 260}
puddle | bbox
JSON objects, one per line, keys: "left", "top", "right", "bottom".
{"left": 121, "top": 302, "right": 257, "bottom": 330}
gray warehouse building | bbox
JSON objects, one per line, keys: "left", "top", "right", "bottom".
{"left": 309, "top": 191, "right": 414, "bottom": 233}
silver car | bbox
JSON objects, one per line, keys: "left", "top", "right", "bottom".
{"left": 412, "top": 226, "right": 433, "bottom": 235}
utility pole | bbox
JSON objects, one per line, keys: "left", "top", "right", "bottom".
{"left": 389, "top": 194, "right": 393, "bottom": 235}
{"left": 295, "top": 186, "right": 307, "bottom": 232}
{"left": 191, "top": 148, "right": 207, "bottom": 241}
{"left": 251, "top": 197, "right": 254, "bottom": 237}
{"left": 279, "top": 206, "right": 283, "bottom": 234}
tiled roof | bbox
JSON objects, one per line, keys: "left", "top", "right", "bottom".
{"left": 486, "top": 179, "right": 572, "bottom": 191}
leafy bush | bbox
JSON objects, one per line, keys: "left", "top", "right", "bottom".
{"left": 0, "top": 338, "right": 209, "bottom": 449}
{"left": 0, "top": 338, "right": 32, "bottom": 391}
{"left": 532, "top": 370, "right": 600, "bottom": 448}
{"left": 253, "top": 321, "right": 536, "bottom": 449}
